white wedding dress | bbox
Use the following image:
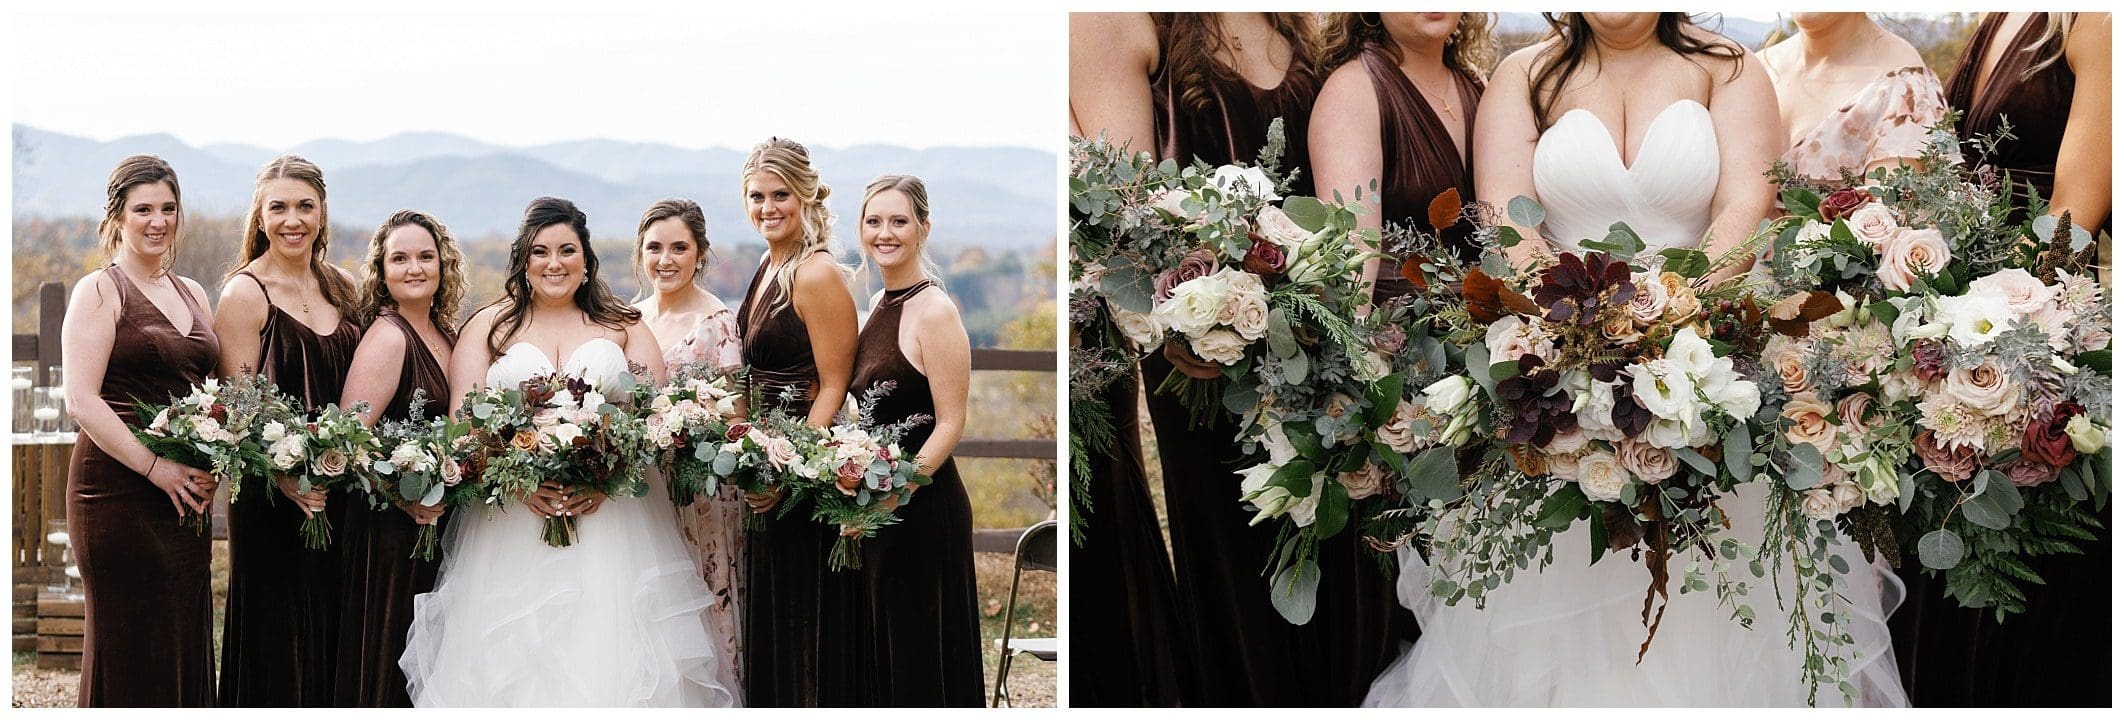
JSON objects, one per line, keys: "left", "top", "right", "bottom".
{"left": 1364, "top": 101, "right": 1908, "bottom": 707}
{"left": 399, "top": 338, "right": 739, "bottom": 707}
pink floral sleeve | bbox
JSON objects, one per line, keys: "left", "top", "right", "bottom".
{"left": 1783, "top": 66, "right": 1955, "bottom": 183}
{"left": 663, "top": 308, "right": 743, "bottom": 373}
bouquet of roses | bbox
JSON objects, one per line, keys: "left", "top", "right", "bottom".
{"left": 639, "top": 362, "right": 748, "bottom": 506}
{"left": 134, "top": 372, "right": 301, "bottom": 534}
{"left": 453, "top": 371, "right": 651, "bottom": 547}
{"left": 362, "top": 390, "right": 471, "bottom": 561}
{"left": 791, "top": 381, "right": 932, "bottom": 571}
{"left": 1401, "top": 199, "right": 1780, "bottom": 658}
{"left": 266, "top": 402, "right": 381, "bottom": 549}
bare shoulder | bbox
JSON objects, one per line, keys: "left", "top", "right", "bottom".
{"left": 356, "top": 317, "right": 411, "bottom": 356}
{"left": 910, "top": 285, "right": 965, "bottom": 328}
{"left": 1317, "top": 59, "right": 1381, "bottom": 115}
{"left": 67, "top": 268, "right": 118, "bottom": 310}
{"left": 2067, "top": 13, "right": 2112, "bottom": 65}
{"left": 217, "top": 270, "right": 267, "bottom": 308}
{"left": 1073, "top": 13, "right": 1159, "bottom": 68}
{"left": 792, "top": 252, "right": 850, "bottom": 290}
{"left": 461, "top": 302, "right": 506, "bottom": 334}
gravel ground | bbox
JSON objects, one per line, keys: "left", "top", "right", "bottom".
{"left": 11, "top": 653, "right": 75, "bottom": 708}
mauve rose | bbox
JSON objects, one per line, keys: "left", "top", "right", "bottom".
{"left": 1154, "top": 249, "right": 1218, "bottom": 302}
{"left": 1844, "top": 203, "right": 1901, "bottom": 248}
{"left": 2023, "top": 403, "right": 2083, "bottom": 468}
{"left": 1913, "top": 430, "right": 1978, "bottom": 482}
{"left": 1372, "top": 323, "right": 1407, "bottom": 354}
{"left": 1819, "top": 188, "right": 1871, "bottom": 221}
{"left": 1337, "top": 463, "right": 1390, "bottom": 500}
{"left": 1942, "top": 359, "right": 2021, "bottom": 416}
{"left": 763, "top": 436, "right": 799, "bottom": 470}
{"left": 1618, "top": 439, "right": 1679, "bottom": 483}
{"left": 1243, "top": 236, "right": 1287, "bottom": 276}
{"left": 440, "top": 456, "right": 464, "bottom": 486}
{"left": 2004, "top": 456, "right": 2061, "bottom": 488}
{"left": 1627, "top": 273, "right": 1670, "bottom": 326}
{"left": 835, "top": 459, "right": 866, "bottom": 495}
{"left": 315, "top": 449, "right": 349, "bottom": 477}
{"left": 1836, "top": 393, "right": 1877, "bottom": 434}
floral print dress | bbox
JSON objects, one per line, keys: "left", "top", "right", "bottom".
{"left": 662, "top": 307, "right": 747, "bottom": 693}
{"left": 1781, "top": 65, "right": 1953, "bottom": 183}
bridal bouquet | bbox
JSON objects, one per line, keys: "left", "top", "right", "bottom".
{"left": 134, "top": 372, "right": 301, "bottom": 534}
{"left": 453, "top": 371, "right": 651, "bottom": 547}
{"left": 363, "top": 390, "right": 470, "bottom": 560}
{"left": 794, "top": 381, "right": 932, "bottom": 570}
{"left": 268, "top": 402, "right": 381, "bottom": 550}
{"left": 639, "top": 363, "right": 748, "bottom": 506}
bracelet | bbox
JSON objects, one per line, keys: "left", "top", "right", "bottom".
{"left": 147, "top": 457, "right": 160, "bottom": 478}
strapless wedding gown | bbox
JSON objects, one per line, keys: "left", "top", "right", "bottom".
{"left": 1364, "top": 101, "right": 1907, "bottom": 707}
{"left": 399, "top": 338, "right": 739, "bottom": 707}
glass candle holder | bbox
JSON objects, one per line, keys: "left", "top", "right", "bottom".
{"left": 33, "top": 387, "right": 63, "bottom": 440}
{"left": 44, "top": 519, "right": 74, "bottom": 596}
{"left": 11, "top": 367, "right": 32, "bottom": 437}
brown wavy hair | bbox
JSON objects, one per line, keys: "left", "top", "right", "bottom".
{"left": 1318, "top": 13, "right": 1496, "bottom": 79}
{"left": 480, "top": 197, "right": 641, "bottom": 357}
{"left": 630, "top": 198, "right": 713, "bottom": 302}
{"left": 98, "top": 155, "right": 184, "bottom": 267}
{"left": 224, "top": 155, "right": 359, "bottom": 315}
{"left": 1153, "top": 12, "right": 1325, "bottom": 114}
{"left": 1526, "top": 13, "right": 1744, "bottom": 129}
{"left": 356, "top": 209, "right": 465, "bottom": 335}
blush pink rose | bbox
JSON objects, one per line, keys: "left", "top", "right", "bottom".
{"left": 1876, "top": 227, "right": 1951, "bottom": 293}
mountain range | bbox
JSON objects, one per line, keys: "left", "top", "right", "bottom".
{"left": 12, "top": 125, "right": 1058, "bottom": 249}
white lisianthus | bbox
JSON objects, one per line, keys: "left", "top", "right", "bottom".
{"left": 1286, "top": 478, "right": 1324, "bottom": 527}
{"left": 1643, "top": 417, "right": 1712, "bottom": 450}
{"left": 1851, "top": 455, "right": 1901, "bottom": 506}
{"left": 1664, "top": 327, "right": 1717, "bottom": 377}
{"left": 1154, "top": 272, "right": 1234, "bottom": 337}
{"left": 260, "top": 420, "right": 287, "bottom": 443}
{"left": 1421, "top": 375, "right": 1475, "bottom": 417}
{"left": 1188, "top": 328, "right": 1249, "bottom": 366}
{"left": 1573, "top": 371, "right": 1626, "bottom": 442}
{"left": 2065, "top": 415, "right": 2107, "bottom": 453}
{"left": 1696, "top": 362, "right": 1761, "bottom": 421}
{"left": 1934, "top": 287, "right": 2017, "bottom": 348}
{"left": 1886, "top": 296, "right": 1930, "bottom": 345}
{"left": 1576, "top": 450, "right": 1629, "bottom": 503}
{"left": 1210, "top": 165, "right": 1279, "bottom": 201}
{"left": 1261, "top": 423, "right": 1300, "bottom": 466}
{"left": 1629, "top": 360, "right": 1699, "bottom": 423}
{"left": 1967, "top": 268, "right": 2056, "bottom": 317}
{"left": 1795, "top": 219, "right": 1832, "bottom": 247}
{"left": 389, "top": 443, "right": 434, "bottom": 474}
{"left": 581, "top": 390, "right": 607, "bottom": 412}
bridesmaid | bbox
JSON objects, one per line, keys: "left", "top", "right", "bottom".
{"left": 850, "top": 175, "right": 982, "bottom": 706}
{"left": 330, "top": 210, "right": 462, "bottom": 706}
{"left": 60, "top": 155, "right": 221, "bottom": 707}
{"left": 1061, "top": 12, "right": 1190, "bottom": 708}
{"left": 213, "top": 155, "right": 363, "bottom": 706}
{"left": 1893, "top": 12, "right": 2112, "bottom": 708}
{"left": 733, "top": 137, "right": 864, "bottom": 707}
{"left": 1759, "top": 12, "right": 1950, "bottom": 182}
{"left": 1311, "top": 11, "right": 1490, "bottom": 295}
{"left": 630, "top": 198, "right": 747, "bottom": 697}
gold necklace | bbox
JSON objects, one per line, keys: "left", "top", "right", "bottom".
{"left": 1410, "top": 70, "right": 1456, "bottom": 117}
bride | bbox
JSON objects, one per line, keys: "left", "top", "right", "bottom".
{"left": 1365, "top": 13, "right": 1906, "bottom": 706}
{"left": 399, "top": 197, "right": 738, "bottom": 707}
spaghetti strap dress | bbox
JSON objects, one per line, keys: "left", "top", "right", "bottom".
{"left": 330, "top": 308, "right": 450, "bottom": 706}
{"left": 217, "top": 270, "right": 361, "bottom": 707}
{"left": 68, "top": 265, "right": 220, "bottom": 707}
{"left": 1890, "top": 12, "right": 2111, "bottom": 707}
{"left": 1352, "top": 40, "right": 1485, "bottom": 297}
{"left": 850, "top": 280, "right": 983, "bottom": 706}
{"left": 735, "top": 252, "right": 872, "bottom": 706}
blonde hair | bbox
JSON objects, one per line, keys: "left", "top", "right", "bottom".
{"left": 2017, "top": 12, "right": 2074, "bottom": 81}
{"left": 98, "top": 155, "right": 184, "bottom": 268}
{"left": 226, "top": 155, "right": 357, "bottom": 315}
{"left": 356, "top": 209, "right": 466, "bottom": 334}
{"left": 741, "top": 137, "right": 838, "bottom": 315}
{"left": 858, "top": 174, "right": 945, "bottom": 285}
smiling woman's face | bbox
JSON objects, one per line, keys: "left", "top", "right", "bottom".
{"left": 524, "top": 223, "right": 586, "bottom": 302}
{"left": 258, "top": 177, "right": 322, "bottom": 260}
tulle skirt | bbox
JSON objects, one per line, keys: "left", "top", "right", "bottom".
{"left": 399, "top": 473, "right": 740, "bottom": 708}
{"left": 1365, "top": 484, "right": 1907, "bottom": 707}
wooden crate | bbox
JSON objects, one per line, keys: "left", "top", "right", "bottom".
{"left": 35, "top": 590, "right": 84, "bottom": 669}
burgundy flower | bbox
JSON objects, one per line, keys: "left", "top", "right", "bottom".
{"left": 1911, "top": 340, "right": 1951, "bottom": 383}
{"left": 1912, "top": 430, "right": 1977, "bottom": 482}
{"left": 1532, "top": 252, "right": 1635, "bottom": 327}
{"left": 2023, "top": 403, "right": 2084, "bottom": 468}
{"left": 725, "top": 422, "right": 752, "bottom": 442}
{"left": 1497, "top": 356, "right": 1574, "bottom": 447}
{"left": 1818, "top": 188, "right": 1871, "bottom": 221}
{"left": 1153, "top": 249, "right": 1218, "bottom": 302}
{"left": 1610, "top": 382, "right": 1653, "bottom": 439}
{"left": 1242, "top": 233, "right": 1287, "bottom": 277}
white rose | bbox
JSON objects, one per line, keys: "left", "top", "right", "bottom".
{"left": 1484, "top": 316, "right": 1557, "bottom": 366}
{"left": 1831, "top": 480, "right": 1867, "bottom": 514}
{"left": 1934, "top": 288, "right": 2017, "bottom": 348}
{"left": 1254, "top": 205, "right": 1311, "bottom": 250}
{"left": 1547, "top": 450, "right": 1586, "bottom": 481}
{"left": 1879, "top": 373, "right": 1924, "bottom": 403}
{"left": 1543, "top": 425, "right": 1590, "bottom": 455}
{"left": 1261, "top": 423, "right": 1300, "bottom": 466}
{"left": 1887, "top": 296, "right": 1930, "bottom": 345}
{"left": 1844, "top": 202, "right": 1901, "bottom": 248}
{"left": 1224, "top": 274, "right": 1271, "bottom": 341}
{"left": 193, "top": 416, "right": 233, "bottom": 445}
{"left": 545, "top": 422, "right": 584, "bottom": 448}
{"left": 1110, "top": 306, "right": 1164, "bottom": 350}
{"left": 1967, "top": 268, "right": 2057, "bottom": 317}
{"left": 148, "top": 408, "right": 173, "bottom": 434}
{"left": 1352, "top": 351, "right": 1391, "bottom": 382}
{"left": 260, "top": 420, "right": 287, "bottom": 443}
{"left": 580, "top": 390, "right": 607, "bottom": 411}
{"left": 1286, "top": 477, "right": 1324, "bottom": 527}
{"left": 1150, "top": 188, "right": 1192, "bottom": 219}
{"left": 1210, "top": 165, "right": 1279, "bottom": 201}
{"left": 1698, "top": 362, "right": 1761, "bottom": 421}
{"left": 1188, "top": 328, "right": 1249, "bottom": 366}
{"left": 1574, "top": 372, "right": 1626, "bottom": 442}
{"left": 1576, "top": 450, "right": 1629, "bottom": 503}
{"left": 1154, "top": 272, "right": 1233, "bottom": 337}
{"left": 1800, "top": 487, "right": 1843, "bottom": 521}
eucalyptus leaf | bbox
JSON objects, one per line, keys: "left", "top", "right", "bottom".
{"left": 1784, "top": 442, "right": 1825, "bottom": 490}
{"left": 1507, "top": 196, "right": 1545, "bottom": 228}
{"left": 1405, "top": 446, "right": 1461, "bottom": 502}
{"left": 1283, "top": 350, "right": 1310, "bottom": 385}
{"left": 1269, "top": 560, "right": 1322, "bottom": 625}
{"left": 1283, "top": 196, "right": 1331, "bottom": 232}
{"left": 420, "top": 482, "right": 446, "bottom": 506}
{"left": 1917, "top": 529, "right": 1966, "bottom": 570}
{"left": 1266, "top": 308, "right": 1297, "bottom": 358}
{"left": 1674, "top": 447, "right": 1716, "bottom": 476}
{"left": 1100, "top": 265, "right": 1154, "bottom": 314}
{"left": 1723, "top": 424, "right": 1753, "bottom": 481}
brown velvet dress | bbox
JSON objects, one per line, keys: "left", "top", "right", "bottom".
{"left": 851, "top": 280, "right": 983, "bottom": 707}
{"left": 1890, "top": 12, "right": 2111, "bottom": 707}
{"left": 218, "top": 271, "right": 361, "bottom": 707}
{"left": 736, "top": 252, "right": 871, "bottom": 707}
{"left": 68, "top": 265, "right": 220, "bottom": 707}
{"left": 1141, "top": 34, "right": 1404, "bottom": 707}
{"left": 330, "top": 308, "right": 449, "bottom": 707}
{"left": 1356, "top": 41, "right": 1485, "bottom": 301}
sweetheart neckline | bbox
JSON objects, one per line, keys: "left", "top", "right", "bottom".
{"left": 1548, "top": 99, "right": 1710, "bottom": 174}
{"left": 500, "top": 337, "right": 624, "bottom": 373}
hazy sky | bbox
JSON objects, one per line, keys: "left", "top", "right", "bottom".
{"left": 8, "top": 5, "right": 1062, "bottom": 152}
